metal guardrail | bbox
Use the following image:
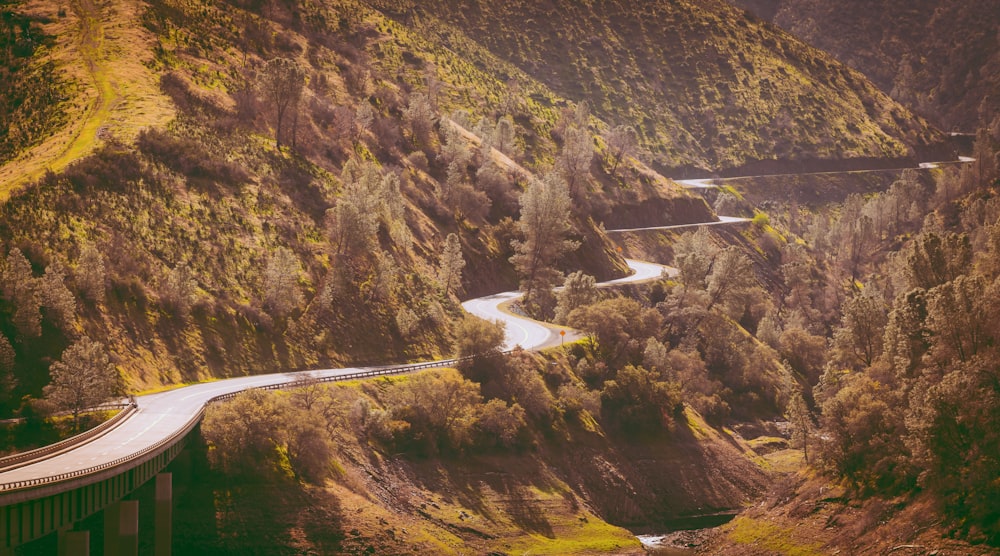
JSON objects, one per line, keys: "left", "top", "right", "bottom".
{"left": 0, "top": 402, "right": 137, "bottom": 473}
{"left": 0, "top": 352, "right": 507, "bottom": 494}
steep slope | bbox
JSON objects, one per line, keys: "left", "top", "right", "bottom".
{"left": 391, "top": 0, "right": 948, "bottom": 176}
{"left": 738, "top": 0, "right": 1000, "bottom": 132}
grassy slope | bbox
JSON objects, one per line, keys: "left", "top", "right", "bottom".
{"left": 768, "top": 0, "right": 1000, "bottom": 131}
{"left": 401, "top": 0, "right": 946, "bottom": 175}
{"left": 171, "top": 372, "right": 770, "bottom": 555}
{"left": 0, "top": 0, "right": 174, "bottom": 199}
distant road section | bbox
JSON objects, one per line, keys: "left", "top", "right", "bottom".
{"left": 462, "top": 258, "right": 676, "bottom": 351}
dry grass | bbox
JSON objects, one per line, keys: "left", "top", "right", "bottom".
{"left": 0, "top": 0, "right": 173, "bottom": 199}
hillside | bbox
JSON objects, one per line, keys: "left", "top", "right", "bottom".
{"left": 391, "top": 0, "right": 949, "bottom": 176}
{"left": 735, "top": 0, "right": 1000, "bottom": 132}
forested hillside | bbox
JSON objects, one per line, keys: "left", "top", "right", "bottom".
{"left": 735, "top": 0, "right": 1000, "bottom": 132}
{"left": 1, "top": 0, "right": 996, "bottom": 553}
{"left": 394, "top": 0, "right": 948, "bottom": 175}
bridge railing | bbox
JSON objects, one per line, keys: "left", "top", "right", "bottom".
{"left": 0, "top": 402, "right": 137, "bottom": 473}
{"left": 0, "top": 352, "right": 510, "bottom": 494}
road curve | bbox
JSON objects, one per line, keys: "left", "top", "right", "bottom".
{"left": 461, "top": 258, "right": 676, "bottom": 352}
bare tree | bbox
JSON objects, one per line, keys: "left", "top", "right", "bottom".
{"left": 75, "top": 243, "right": 106, "bottom": 303}
{"left": 258, "top": 57, "right": 307, "bottom": 148}
{"left": 605, "top": 124, "right": 637, "bottom": 177}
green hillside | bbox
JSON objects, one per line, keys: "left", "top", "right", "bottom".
{"left": 396, "top": 0, "right": 949, "bottom": 175}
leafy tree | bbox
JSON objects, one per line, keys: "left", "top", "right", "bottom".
{"left": 604, "top": 124, "right": 637, "bottom": 177}
{"left": 786, "top": 387, "right": 814, "bottom": 462}
{"left": 1, "top": 247, "right": 41, "bottom": 338}
{"left": 601, "top": 365, "right": 682, "bottom": 435}
{"left": 924, "top": 275, "right": 995, "bottom": 365}
{"left": 39, "top": 260, "right": 76, "bottom": 332}
{"left": 437, "top": 233, "right": 465, "bottom": 296}
{"left": 75, "top": 243, "right": 106, "bottom": 303}
{"left": 160, "top": 263, "right": 198, "bottom": 319}
{"left": 903, "top": 232, "right": 972, "bottom": 290}
{"left": 475, "top": 398, "right": 526, "bottom": 448}
{"left": 0, "top": 332, "right": 16, "bottom": 407}
{"left": 831, "top": 289, "right": 888, "bottom": 370}
{"left": 382, "top": 369, "right": 483, "bottom": 453}
{"left": 553, "top": 271, "right": 597, "bottom": 323}
{"left": 43, "top": 337, "right": 117, "bottom": 431}
{"left": 263, "top": 247, "right": 304, "bottom": 318}
{"left": 454, "top": 315, "right": 506, "bottom": 360}
{"left": 567, "top": 297, "right": 662, "bottom": 365}
{"left": 202, "top": 389, "right": 286, "bottom": 477}
{"left": 510, "top": 173, "right": 579, "bottom": 315}
{"left": 706, "top": 246, "right": 757, "bottom": 311}
{"left": 818, "top": 374, "right": 912, "bottom": 493}
{"left": 258, "top": 57, "right": 307, "bottom": 148}
{"left": 404, "top": 93, "right": 435, "bottom": 149}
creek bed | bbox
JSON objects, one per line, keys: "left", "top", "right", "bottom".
{"left": 634, "top": 511, "right": 739, "bottom": 553}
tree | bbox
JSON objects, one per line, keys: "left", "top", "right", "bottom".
{"left": 259, "top": 57, "right": 306, "bottom": 148}
{"left": 44, "top": 337, "right": 117, "bottom": 431}
{"left": 75, "top": 243, "right": 106, "bottom": 303}
{"left": 382, "top": 369, "right": 483, "bottom": 453}
{"left": 353, "top": 102, "right": 374, "bottom": 144}
{"left": 404, "top": 93, "right": 435, "bottom": 149}
{"left": 39, "top": 260, "right": 76, "bottom": 332}
{"left": 202, "top": 389, "right": 286, "bottom": 476}
{"left": 605, "top": 124, "right": 637, "bottom": 177}
{"left": 706, "top": 247, "right": 757, "bottom": 311}
{"left": 437, "top": 233, "right": 465, "bottom": 296}
{"left": 553, "top": 271, "right": 597, "bottom": 323}
{"left": 786, "top": 387, "right": 813, "bottom": 463}
{"left": 903, "top": 232, "right": 972, "bottom": 291}
{"left": 1, "top": 247, "right": 41, "bottom": 338}
{"left": 557, "top": 126, "right": 593, "bottom": 197}
{"left": 510, "top": 173, "right": 579, "bottom": 314}
{"left": 831, "top": 289, "right": 888, "bottom": 370}
{"left": 0, "top": 332, "right": 16, "bottom": 407}
{"left": 601, "top": 365, "right": 682, "bottom": 435}
{"left": 492, "top": 115, "right": 516, "bottom": 155}
{"left": 454, "top": 315, "right": 506, "bottom": 360}
{"left": 160, "top": 263, "right": 198, "bottom": 319}
{"left": 263, "top": 247, "right": 303, "bottom": 318}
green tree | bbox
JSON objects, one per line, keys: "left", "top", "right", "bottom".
{"left": 903, "top": 232, "right": 972, "bottom": 290}
{"left": 2, "top": 247, "right": 41, "bottom": 338}
{"left": 510, "top": 173, "right": 579, "bottom": 315}
{"left": 454, "top": 315, "right": 506, "bottom": 360}
{"left": 0, "top": 332, "right": 16, "bottom": 407}
{"left": 601, "top": 365, "right": 682, "bottom": 435}
{"left": 39, "top": 260, "right": 76, "bottom": 332}
{"left": 706, "top": 246, "right": 757, "bottom": 311}
{"left": 202, "top": 389, "right": 286, "bottom": 476}
{"left": 259, "top": 57, "right": 307, "bottom": 148}
{"left": 75, "top": 243, "right": 106, "bottom": 303}
{"left": 437, "top": 233, "right": 465, "bottom": 296}
{"left": 553, "top": 271, "right": 597, "bottom": 323}
{"left": 263, "top": 247, "right": 303, "bottom": 318}
{"left": 786, "top": 387, "right": 813, "bottom": 463}
{"left": 43, "top": 337, "right": 117, "bottom": 431}
{"left": 831, "top": 289, "right": 888, "bottom": 370}
{"left": 160, "top": 263, "right": 198, "bottom": 319}
{"left": 382, "top": 369, "right": 483, "bottom": 453}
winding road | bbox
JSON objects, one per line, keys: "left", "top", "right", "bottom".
{"left": 0, "top": 256, "right": 682, "bottom": 494}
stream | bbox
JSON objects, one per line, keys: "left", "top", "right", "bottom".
{"left": 633, "top": 511, "right": 739, "bottom": 553}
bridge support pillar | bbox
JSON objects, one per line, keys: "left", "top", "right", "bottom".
{"left": 104, "top": 501, "right": 120, "bottom": 556}
{"left": 155, "top": 473, "right": 172, "bottom": 556}
{"left": 119, "top": 500, "right": 139, "bottom": 556}
{"left": 58, "top": 531, "right": 90, "bottom": 556}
